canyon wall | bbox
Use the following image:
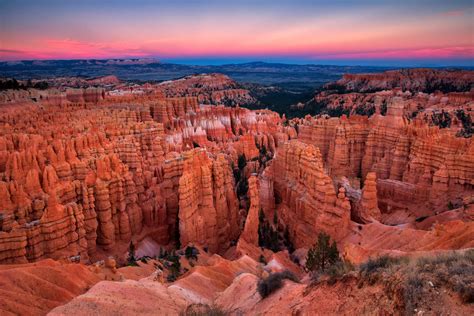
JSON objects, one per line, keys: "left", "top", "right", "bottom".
{"left": 331, "top": 69, "right": 474, "bottom": 93}
{"left": 267, "top": 140, "right": 351, "bottom": 247}
{"left": 0, "top": 77, "right": 295, "bottom": 263}
{"left": 297, "top": 100, "right": 474, "bottom": 217}
{"left": 178, "top": 149, "right": 239, "bottom": 252}
{"left": 0, "top": 70, "right": 473, "bottom": 265}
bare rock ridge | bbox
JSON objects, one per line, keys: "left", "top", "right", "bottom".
{"left": 300, "top": 69, "right": 473, "bottom": 137}
{"left": 157, "top": 73, "right": 256, "bottom": 106}
{"left": 333, "top": 68, "right": 474, "bottom": 93}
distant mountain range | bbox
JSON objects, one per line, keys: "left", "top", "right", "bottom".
{"left": 0, "top": 59, "right": 394, "bottom": 90}
{"left": 2, "top": 59, "right": 472, "bottom": 93}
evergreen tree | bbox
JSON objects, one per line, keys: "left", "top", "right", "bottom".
{"left": 306, "top": 232, "right": 340, "bottom": 272}
{"left": 185, "top": 245, "right": 198, "bottom": 260}
{"left": 260, "top": 144, "right": 267, "bottom": 156}
{"left": 237, "top": 176, "right": 249, "bottom": 199}
{"left": 238, "top": 154, "right": 247, "bottom": 170}
{"left": 127, "top": 241, "right": 137, "bottom": 266}
{"left": 167, "top": 250, "right": 181, "bottom": 282}
{"left": 258, "top": 209, "right": 280, "bottom": 252}
{"left": 174, "top": 215, "right": 181, "bottom": 249}
{"left": 284, "top": 227, "right": 294, "bottom": 253}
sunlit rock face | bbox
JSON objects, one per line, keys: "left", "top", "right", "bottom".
{"left": 333, "top": 69, "right": 474, "bottom": 93}
{"left": 0, "top": 74, "right": 295, "bottom": 263}
{"left": 0, "top": 69, "right": 474, "bottom": 316}
{"left": 297, "top": 100, "right": 474, "bottom": 218}
{"left": 178, "top": 149, "right": 239, "bottom": 253}
{"left": 0, "top": 70, "right": 472, "bottom": 268}
{"left": 156, "top": 73, "right": 256, "bottom": 106}
{"left": 267, "top": 140, "right": 351, "bottom": 247}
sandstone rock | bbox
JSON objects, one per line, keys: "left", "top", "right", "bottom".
{"left": 270, "top": 140, "right": 351, "bottom": 248}
{"left": 358, "top": 172, "right": 381, "bottom": 223}
{"left": 239, "top": 176, "right": 260, "bottom": 247}
{"left": 178, "top": 149, "right": 239, "bottom": 253}
{"left": 331, "top": 69, "right": 474, "bottom": 93}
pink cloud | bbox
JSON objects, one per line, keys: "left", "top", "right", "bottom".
{"left": 1, "top": 31, "right": 473, "bottom": 61}
{"left": 441, "top": 10, "right": 465, "bottom": 17}
{"left": 326, "top": 46, "right": 474, "bottom": 59}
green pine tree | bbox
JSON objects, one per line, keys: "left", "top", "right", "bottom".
{"left": 306, "top": 232, "right": 340, "bottom": 272}
{"left": 238, "top": 154, "right": 247, "bottom": 170}
{"left": 127, "top": 241, "right": 137, "bottom": 266}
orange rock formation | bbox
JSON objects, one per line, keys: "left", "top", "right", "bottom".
{"left": 1, "top": 69, "right": 473, "bottom": 315}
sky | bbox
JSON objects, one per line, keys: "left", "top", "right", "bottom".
{"left": 0, "top": 0, "right": 473, "bottom": 66}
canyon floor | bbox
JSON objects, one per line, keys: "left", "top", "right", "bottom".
{"left": 0, "top": 68, "right": 473, "bottom": 315}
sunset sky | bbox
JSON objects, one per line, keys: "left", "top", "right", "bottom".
{"left": 0, "top": 0, "right": 473, "bottom": 66}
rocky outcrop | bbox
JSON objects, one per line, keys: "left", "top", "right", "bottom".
{"left": 298, "top": 101, "right": 474, "bottom": 217}
{"left": 358, "top": 172, "right": 381, "bottom": 223}
{"left": 330, "top": 69, "right": 474, "bottom": 93}
{"left": 0, "top": 100, "right": 171, "bottom": 263}
{"left": 1, "top": 69, "right": 474, "bottom": 316}
{"left": 1, "top": 69, "right": 472, "bottom": 269}
{"left": 0, "top": 259, "right": 101, "bottom": 315}
{"left": 156, "top": 73, "right": 256, "bottom": 106}
{"left": 239, "top": 175, "right": 260, "bottom": 247}
{"left": 178, "top": 149, "right": 239, "bottom": 252}
{"left": 269, "top": 140, "right": 351, "bottom": 247}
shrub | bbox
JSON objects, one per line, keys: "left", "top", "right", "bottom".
{"left": 455, "top": 109, "right": 473, "bottom": 138}
{"left": 325, "top": 261, "right": 355, "bottom": 284}
{"left": 283, "top": 227, "right": 295, "bottom": 253}
{"left": 174, "top": 215, "right": 181, "bottom": 249}
{"left": 447, "top": 201, "right": 455, "bottom": 210}
{"left": 454, "top": 281, "right": 474, "bottom": 303}
{"left": 127, "top": 241, "right": 138, "bottom": 266}
{"left": 167, "top": 273, "right": 177, "bottom": 282}
{"left": 158, "top": 247, "right": 168, "bottom": 259}
{"left": 416, "top": 251, "right": 474, "bottom": 303}
{"left": 326, "top": 106, "right": 350, "bottom": 117}
{"left": 238, "top": 154, "right": 247, "bottom": 170}
{"left": 306, "top": 232, "right": 340, "bottom": 272}
{"left": 185, "top": 245, "right": 199, "bottom": 261}
{"left": 236, "top": 177, "right": 249, "bottom": 198}
{"left": 258, "top": 209, "right": 280, "bottom": 252}
{"left": 403, "top": 275, "right": 425, "bottom": 314}
{"left": 431, "top": 111, "right": 452, "bottom": 129}
{"left": 0, "top": 79, "right": 21, "bottom": 90}
{"left": 380, "top": 102, "right": 388, "bottom": 116}
{"left": 359, "top": 255, "right": 406, "bottom": 275}
{"left": 33, "top": 81, "right": 49, "bottom": 90}
{"left": 180, "top": 303, "right": 227, "bottom": 316}
{"left": 257, "top": 270, "right": 299, "bottom": 298}
{"left": 259, "top": 144, "right": 267, "bottom": 156}
{"left": 166, "top": 250, "right": 181, "bottom": 282}
{"left": 355, "top": 105, "right": 375, "bottom": 117}
{"left": 356, "top": 251, "right": 474, "bottom": 311}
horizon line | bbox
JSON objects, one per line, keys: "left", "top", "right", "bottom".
{"left": 2, "top": 57, "right": 474, "bottom": 68}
